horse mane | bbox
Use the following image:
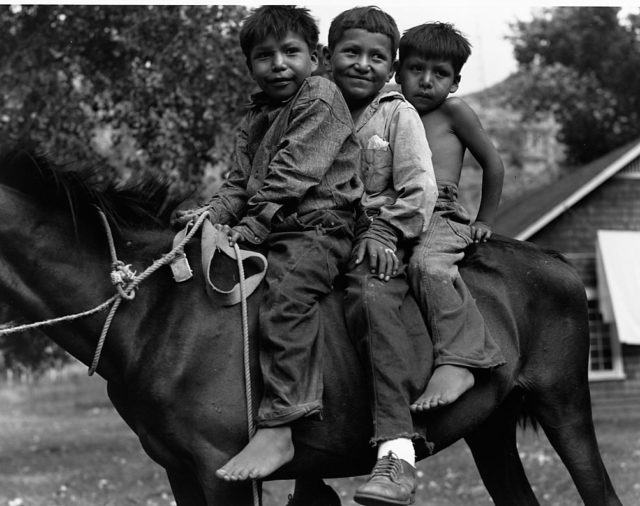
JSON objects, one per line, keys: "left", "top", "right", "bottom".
{"left": 0, "top": 146, "right": 188, "bottom": 231}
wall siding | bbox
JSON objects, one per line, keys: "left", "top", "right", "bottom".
{"left": 591, "top": 345, "right": 640, "bottom": 420}
{"left": 528, "top": 177, "right": 640, "bottom": 251}
{"left": 526, "top": 175, "right": 640, "bottom": 419}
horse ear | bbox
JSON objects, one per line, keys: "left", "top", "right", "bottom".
{"left": 0, "top": 147, "right": 52, "bottom": 196}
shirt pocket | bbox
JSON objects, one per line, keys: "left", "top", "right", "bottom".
{"left": 362, "top": 147, "right": 392, "bottom": 194}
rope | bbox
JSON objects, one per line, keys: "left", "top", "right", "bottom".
{"left": 88, "top": 296, "right": 123, "bottom": 375}
{"left": 0, "top": 209, "right": 210, "bottom": 377}
{"left": 233, "top": 242, "right": 260, "bottom": 506}
{"left": 96, "top": 209, "right": 210, "bottom": 298}
{"left": 0, "top": 295, "right": 119, "bottom": 335}
{"left": 2, "top": 210, "right": 262, "bottom": 505}
{"left": 87, "top": 209, "right": 210, "bottom": 375}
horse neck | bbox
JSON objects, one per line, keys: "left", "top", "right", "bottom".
{"left": 0, "top": 187, "right": 170, "bottom": 381}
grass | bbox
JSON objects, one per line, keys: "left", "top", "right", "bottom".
{"left": 1, "top": 371, "right": 639, "bottom": 506}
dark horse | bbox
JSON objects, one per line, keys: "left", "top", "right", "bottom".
{"left": 0, "top": 148, "right": 621, "bottom": 506}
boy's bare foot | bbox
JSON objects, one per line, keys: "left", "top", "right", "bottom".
{"left": 410, "top": 365, "right": 475, "bottom": 412}
{"left": 215, "top": 426, "right": 294, "bottom": 481}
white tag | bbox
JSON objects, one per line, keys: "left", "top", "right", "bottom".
{"left": 170, "top": 253, "right": 193, "bottom": 282}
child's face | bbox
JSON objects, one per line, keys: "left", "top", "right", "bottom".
{"left": 327, "top": 28, "right": 395, "bottom": 108}
{"left": 396, "top": 55, "right": 459, "bottom": 115}
{"left": 249, "top": 31, "right": 318, "bottom": 102}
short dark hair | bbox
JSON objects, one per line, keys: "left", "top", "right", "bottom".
{"left": 399, "top": 22, "right": 472, "bottom": 75}
{"left": 328, "top": 6, "right": 400, "bottom": 59}
{"left": 239, "top": 5, "right": 319, "bottom": 66}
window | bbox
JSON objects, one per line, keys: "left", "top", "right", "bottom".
{"left": 565, "top": 253, "right": 625, "bottom": 381}
{"left": 587, "top": 297, "right": 624, "bottom": 379}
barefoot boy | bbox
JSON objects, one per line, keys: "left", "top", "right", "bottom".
{"left": 325, "top": 7, "right": 437, "bottom": 505}
{"left": 175, "top": 5, "right": 363, "bottom": 480}
{"left": 395, "top": 22, "right": 506, "bottom": 411}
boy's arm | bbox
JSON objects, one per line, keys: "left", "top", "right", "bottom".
{"left": 206, "top": 115, "right": 252, "bottom": 225}
{"left": 369, "top": 103, "right": 437, "bottom": 247}
{"left": 233, "top": 94, "right": 354, "bottom": 244}
{"left": 449, "top": 98, "right": 504, "bottom": 241}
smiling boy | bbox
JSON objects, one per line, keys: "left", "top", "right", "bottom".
{"left": 325, "top": 7, "right": 437, "bottom": 506}
{"left": 174, "top": 5, "right": 363, "bottom": 481}
{"left": 396, "top": 22, "right": 506, "bottom": 412}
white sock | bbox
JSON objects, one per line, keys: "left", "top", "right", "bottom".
{"left": 377, "top": 438, "right": 415, "bottom": 466}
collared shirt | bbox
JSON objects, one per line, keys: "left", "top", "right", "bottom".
{"left": 207, "top": 76, "right": 363, "bottom": 244}
{"left": 355, "top": 90, "right": 437, "bottom": 248}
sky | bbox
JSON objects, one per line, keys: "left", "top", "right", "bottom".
{"left": 19, "top": 1, "right": 640, "bottom": 94}
{"left": 292, "top": 1, "right": 638, "bottom": 94}
{"left": 306, "top": 1, "right": 536, "bottom": 94}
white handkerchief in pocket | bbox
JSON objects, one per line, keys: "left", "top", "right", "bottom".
{"left": 367, "top": 134, "right": 389, "bottom": 150}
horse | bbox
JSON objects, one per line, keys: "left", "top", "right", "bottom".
{"left": 0, "top": 147, "right": 621, "bottom": 506}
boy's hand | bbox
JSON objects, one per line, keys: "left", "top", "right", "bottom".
{"left": 227, "top": 227, "right": 244, "bottom": 246}
{"left": 470, "top": 221, "right": 493, "bottom": 242}
{"left": 213, "top": 224, "right": 244, "bottom": 247}
{"left": 354, "top": 238, "right": 398, "bottom": 282}
{"left": 171, "top": 205, "right": 211, "bottom": 229}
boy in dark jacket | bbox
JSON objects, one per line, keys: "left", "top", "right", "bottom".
{"left": 175, "top": 5, "right": 362, "bottom": 481}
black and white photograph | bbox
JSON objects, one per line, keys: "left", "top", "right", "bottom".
{"left": 1, "top": 2, "right": 639, "bottom": 505}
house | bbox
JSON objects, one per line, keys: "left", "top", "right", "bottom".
{"left": 494, "top": 138, "right": 640, "bottom": 420}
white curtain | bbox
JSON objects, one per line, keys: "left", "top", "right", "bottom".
{"left": 596, "top": 230, "right": 640, "bottom": 345}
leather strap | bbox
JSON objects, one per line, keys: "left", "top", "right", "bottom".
{"left": 200, "top": 220, "right": 267, "bottom": 306}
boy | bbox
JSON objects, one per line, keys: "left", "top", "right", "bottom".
{"left": 325, "top": 7, "right": 437, "bottom": 505}
{"left": 174, "top": 6, "right": 363, "bottom": 480}
{"left": 395, "top": 22, "right": 506, "bottom": 411}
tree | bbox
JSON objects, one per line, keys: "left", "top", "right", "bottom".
{"left": 507, "top": 7, "right": 640, "bottom": 164}
{"left": 0, "top": 4, "right": 254, "bottom": 192}
{"left": 0, "top": 5, "right": 255, "bottom": 373}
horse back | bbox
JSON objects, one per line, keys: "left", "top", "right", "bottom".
{"left": 126, "top": 234, "right": 590, "bottom": 480}
{"left": 251, "top": 235, "right": 590, "bottom": 477}
{"left": 460, "top": 235, "right": 590, "bottom": 385}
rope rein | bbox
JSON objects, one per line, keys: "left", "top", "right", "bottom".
{"left": 234, "top": 243, "right": 260, "bottom": 506}
{"left": 2, "top": 209, "right": 260, "bottom": 505}
{"left": 0, "top": 209, "right": 210, "bottom": 376}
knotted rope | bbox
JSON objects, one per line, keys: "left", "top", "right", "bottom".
{"left": 1, "top": 209, "right": 261, "bottom": 505}
{"left": 0, "top": 209, "right": 210, "bottom": 376}
{"left": 91, "top": 209, "right": 214, "bottom": 375}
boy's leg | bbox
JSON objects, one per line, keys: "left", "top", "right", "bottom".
{"left": 408, "top": 210, "right": 505, "bottom": 411}
{"left": 344, "top": 249, "right": 427, "bottom": 504}
{"left": 345, "top": 252, "right": 421, "bottom": 442}
{"left": 217, "top": 212, "right": 352, "bottom": 481}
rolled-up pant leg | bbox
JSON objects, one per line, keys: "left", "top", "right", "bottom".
{"left": 409, "top": 211, "right": 505, "bottom": 369}
{"left": 257, "top": 212, "right": 352, "bottom": 428}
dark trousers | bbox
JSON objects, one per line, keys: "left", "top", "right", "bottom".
{"left": 344, "top": 240, "right": 421, "bottom": 445}
{"left": 256, "top": 209, "right": 353, "bottom": 428}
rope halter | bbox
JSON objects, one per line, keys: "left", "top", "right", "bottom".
{"left": 110, "top": 261, "right": 137, "bottom": 300}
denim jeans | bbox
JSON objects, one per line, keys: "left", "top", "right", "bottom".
{"left": 256, "top": 209, "right": 354, "bottom": 427}
{"left": 408, "top": 185, "right": 505, "bottom": 370}
{"left": 344, "top": 216, "right": 423, "bottom": 445}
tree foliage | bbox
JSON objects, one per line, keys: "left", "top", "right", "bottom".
{"left": 0, "top": 4, "right": 254, "bottom": 191}
{"left": 0, "top": 5, "right": 255, "bottom": 373}
{"left": 507, "top": 7, "right": 640, "bottom": 164}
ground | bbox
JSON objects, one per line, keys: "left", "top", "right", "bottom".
{"left": 1, "top": 369, "right": 638, "bottom": 506}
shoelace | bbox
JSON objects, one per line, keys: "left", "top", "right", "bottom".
{"left": 370, "top": 451, "right": 401, "bottom": 480}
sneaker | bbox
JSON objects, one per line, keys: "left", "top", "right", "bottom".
{"left": 354, "top": 451, "right": 417, "bottom": 505}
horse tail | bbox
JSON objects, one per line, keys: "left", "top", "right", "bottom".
{"left": 517, "top": 388, "right": 540, "bottom": 432}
